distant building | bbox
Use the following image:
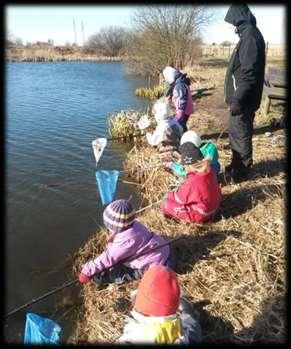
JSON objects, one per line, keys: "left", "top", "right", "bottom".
{"left": 35, "top": 41, "right": 51, "bottom": 48}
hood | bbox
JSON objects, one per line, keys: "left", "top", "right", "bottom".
{"left": 224, "top": 4, "right": 257, "bottom": 27}
{"left": 180, "top": 130, "right": 202, "bottom": 148}
{"left": 152, "top": 100, "right": 171, "bottom": 124}
{"left": 163, "top": 66, "right": 179, "bottom": 84}
{"left": 175, "top": 72, "right": 188, "bottom": 85}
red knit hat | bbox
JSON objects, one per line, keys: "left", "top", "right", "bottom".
{"left": 134, "top": 265, "right": 180, "bottom": 316}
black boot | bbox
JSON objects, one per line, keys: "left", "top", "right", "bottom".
{"left": 230, "top": 165, "right": 250, "bottom": 183}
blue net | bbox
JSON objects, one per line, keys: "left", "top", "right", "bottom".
{"left": 96, "top": 170, "right": 120, "bottom": 205}
{"left": 24, "top": 312, "right": 61, "bottom": 344}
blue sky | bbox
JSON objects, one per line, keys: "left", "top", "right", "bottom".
{"left": 6, "top": 5, "right": 286, "bottom": 46}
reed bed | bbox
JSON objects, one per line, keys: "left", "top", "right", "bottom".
{"left": 107, "top": 110, "right": 146, "bottom": 142}
{"left": 71, "top": 127, "right": 286, "bottom": 344}
{"left": 135, "top": 84, "right": 165, "bottom": 99}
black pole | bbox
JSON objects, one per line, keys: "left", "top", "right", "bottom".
{"left": 4, "top": 236, "right": 183, "bottom": 319}
{"left": 4, "top": 279, "right": 78, "bottom": 318}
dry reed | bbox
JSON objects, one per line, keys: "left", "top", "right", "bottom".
{"left": 135, "top": 85, "right": 165, "bottom": 99}
{"left": 70, "top": 60, "right": 286, "bottom": 344}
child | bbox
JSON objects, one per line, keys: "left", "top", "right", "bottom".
{"left": 146, "top": 98, "right": 183, "bottom": 153}
{"left": 79, "top": 199, "right": 170, "bottom": 286}
{"left": 165, "top": 130, "right": 221, "bottom": 178}
{"left": 117, "top": 264, "right": 202, "bottom": 344}
{"left": 162, "top": 66, "right": 194, "bottom": 132}
{"left": 161, "top": 142, "right": 221, "bottom": 223}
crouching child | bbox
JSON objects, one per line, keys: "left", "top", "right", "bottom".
{"left": 165, "top": 130, "right": 221, "bottom": 178}
{"left": 161, "top": 142, "right": 221, "bottom": 223}
{"left": 146, "top": 98, "right": 183, "bottom": 154}
{"left": 117, "top": 265, "right": 202, "bottom": 344}
{"left": 79, "top": 199, "right": 170, "bottom": 286}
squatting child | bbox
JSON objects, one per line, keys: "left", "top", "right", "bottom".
{"left": 161, "top": 142, "right": 221, "bottom": 223}
{"left": 165, "top": 130, "right": 221, "bottom": 178}
{"left": 117, "top": 264, "right": 202, "bottom": 344}
{"left": 79, "top": 199, "right": 170, "bottom": 286}
{"left": 146, "top": 98, "right": 183, "bottom": 153}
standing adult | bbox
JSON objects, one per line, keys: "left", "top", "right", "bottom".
{"left": 224, "top": 4, "right": 266, "bottom": 183}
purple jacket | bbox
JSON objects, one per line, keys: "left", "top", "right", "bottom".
{"left": 81, "top": 220, "right": 170, "bottom": 277}
{"left": 172, "top": 73, "right": 194, "bottom": 121}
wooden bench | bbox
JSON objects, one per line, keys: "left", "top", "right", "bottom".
{"left": 262, "top": 67, "right": 287, "bottom": 115}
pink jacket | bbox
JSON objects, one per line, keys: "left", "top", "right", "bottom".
{"left": 161, "top": 168, "right": 221, "bottom": 223}
{"left": 81, "top": 221, "right": 170, "bottom": 277}
{"left": 172, "top": 83, "right": 194, "bottom": 121}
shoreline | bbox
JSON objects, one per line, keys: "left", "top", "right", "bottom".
{"left": 5, "top": 48, "right": 125, "bottom": 63}
{"left": 5, "top": 57, "right": 125, "bottom": 63}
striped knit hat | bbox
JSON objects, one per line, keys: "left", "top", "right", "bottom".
{"left": 103, "top": 199, "right": 135, "bottom": 233}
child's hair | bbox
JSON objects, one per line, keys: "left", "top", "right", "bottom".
{"left": 186, "top": 158, "right": 211, "bottom": 173}
{"left": 134, "top": 265, "right": 180, "bottom": 316}
{"left": 103, "top": 199, "right": 136, "bottom": 234}
{"left": 152, "top": 98, "right": 171, "bottom": 123}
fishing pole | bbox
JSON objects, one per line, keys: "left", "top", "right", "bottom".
{"left": 4, "top": 279, "right": 78, "bottom": 319}
{"left": 135, "top": 200, "right": 162, "bottom": 214}
{"left": 38, "top": 163, "right": 165, "bottom": 193}
{"left": 4, "top": 235, "right": 183, "bottom": 319}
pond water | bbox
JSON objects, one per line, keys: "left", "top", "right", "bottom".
{"left": 5, "top": 61, "right": 150, "bottom": 343}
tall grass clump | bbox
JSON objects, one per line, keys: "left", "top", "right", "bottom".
{"left": 135, "top": 85, "right": 165, "bottom": 99}
{"left": 107, "top": 110, "right": 147, "bottom": 142}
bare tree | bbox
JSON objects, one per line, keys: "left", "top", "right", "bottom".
{"left": 124, "top": 5, "right": 213, "bottom": 76}
{"left": 84, "top": 26, "right": 130, "bottom": 56}
{"left": 6, "top": 32, "right": 23, "bottom": 48}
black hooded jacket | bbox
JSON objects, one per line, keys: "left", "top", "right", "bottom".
{"left": 224, "top": 4, "right": 266, "bottom": 111}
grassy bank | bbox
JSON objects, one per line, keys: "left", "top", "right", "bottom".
{"left": 6, "top": 46, "right": 285, "bottom": 65}
{"left": 6, "top": 47, "right": 124, "bottom": 62}
{"left": 68, "top": 58, "right": 286, "bottom": 344}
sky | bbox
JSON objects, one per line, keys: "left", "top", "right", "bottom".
{"left": 6, "top": 5, "right": 286, "bottom": 46}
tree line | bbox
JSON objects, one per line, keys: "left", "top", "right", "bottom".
{"left": 85, "top": 6, "right": 213, "bottom": 76}
{"left": 7, "top": 6, "right": 214, "bottom": 77}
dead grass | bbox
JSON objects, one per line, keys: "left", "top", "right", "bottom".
{"left": 70, "top": 59, "right": 286, "bottom": 344}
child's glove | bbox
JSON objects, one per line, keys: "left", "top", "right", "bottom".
{"left": 79, "top": 272, "right": 92, "bottom": 284}
{"left": 172, "top": 162, "right": 186, "bottom": 178}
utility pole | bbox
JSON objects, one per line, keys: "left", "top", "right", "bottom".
{"left": 81, "top": 21, "right": 85, "bottom": 46}
{"left": 73, "top": 18, "right": 77, "bottom": 45}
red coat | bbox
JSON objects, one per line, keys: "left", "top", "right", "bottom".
{"left": 161, "top": 168, "right": 221, "bottom": 223}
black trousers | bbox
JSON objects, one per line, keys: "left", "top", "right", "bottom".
{"left": 228, "top": 108, "right": 255, "bottom": 169}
